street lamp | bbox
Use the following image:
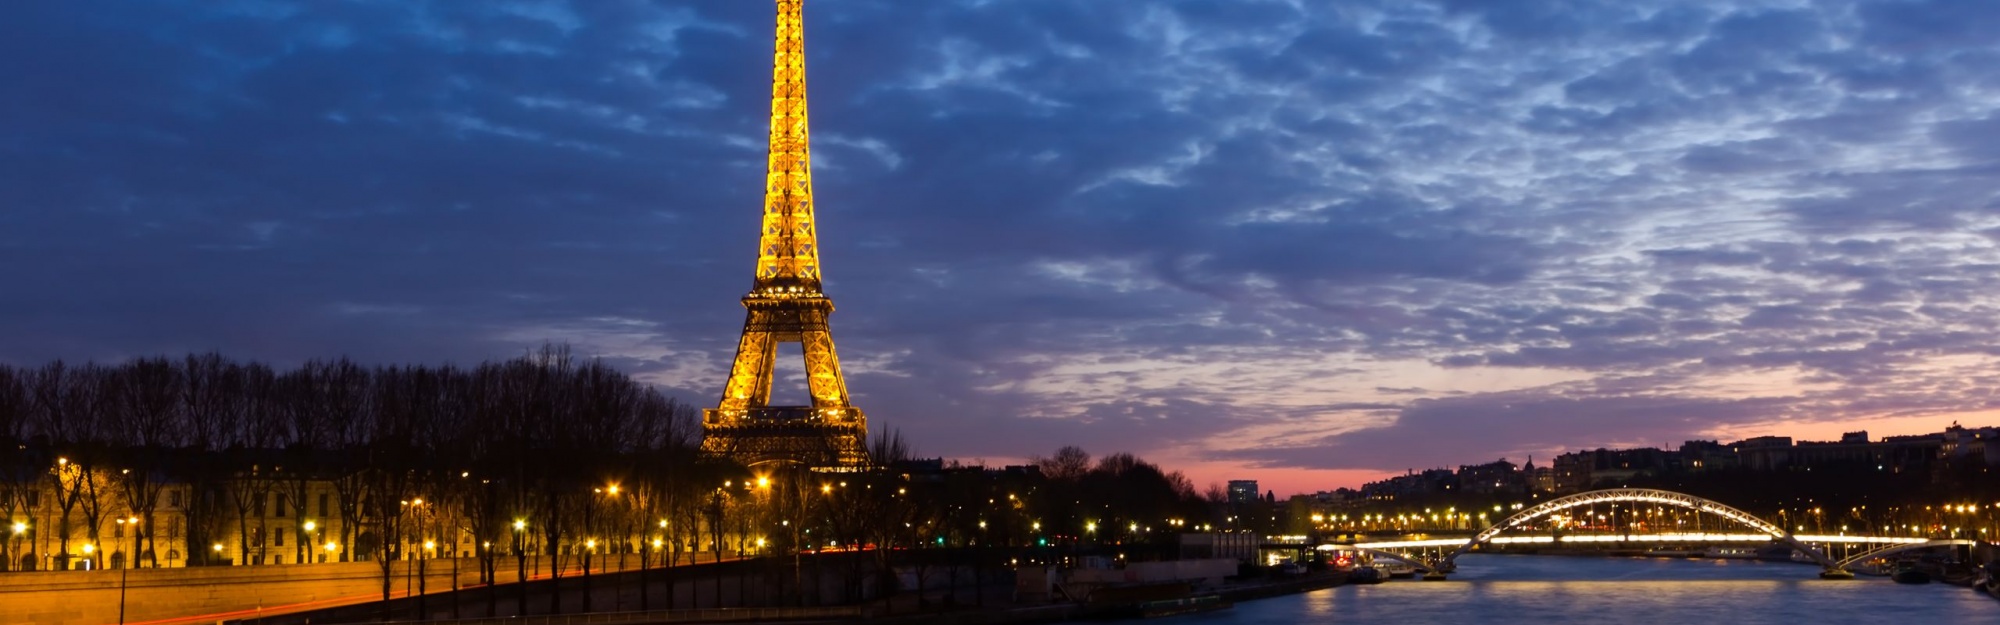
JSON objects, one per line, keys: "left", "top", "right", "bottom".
{"left": 7, "top": 521, "right": 24, "bottom": 573}
{"left": 114, "top": 516, "right": 139, "bottom": 624}
{"left": 303, "top": 521, "right": 319, "bottom": 563}
{"left": 511, "top": 519, "right": 528, "bottom": 615}
{"left": 584, "top": 484, "right": 619, "bottom": 614}
{"left": 401, "top": 497, "right": 430, "bottom": 615}
{"left": 420, "top": 539, "right": 435, "bottom": 612}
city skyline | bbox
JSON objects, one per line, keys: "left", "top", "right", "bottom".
{"left": 7, "top": 0, "right": 2000, "bottom": 496}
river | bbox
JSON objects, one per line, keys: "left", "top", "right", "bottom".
{"left": 1187, "top": 554, "right": 1994, "bottom": 624}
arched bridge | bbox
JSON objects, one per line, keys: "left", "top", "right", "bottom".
{"left": 1336, "top": 488, "right": 1973, "bottom": 578}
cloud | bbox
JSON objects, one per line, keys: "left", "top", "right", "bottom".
{"left": 5, "top": 0, "right": 2000, "bottom": 493}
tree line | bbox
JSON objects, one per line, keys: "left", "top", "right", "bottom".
{"left": 0, "top": 346, "right": 1225, "bottom": 614}
{"left": 0, "top": 346, "right": 715, "bottom": 600}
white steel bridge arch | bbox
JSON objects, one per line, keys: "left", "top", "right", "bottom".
{"left": 1434, "top": 488, "right": 1839, "bottom": 572}
{"left": 1834, "top": 539, "right": 1975, "bottom": 570}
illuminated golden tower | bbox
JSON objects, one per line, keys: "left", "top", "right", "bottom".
{"left": 702, "top": 0, "right": 868, "bottom": 468}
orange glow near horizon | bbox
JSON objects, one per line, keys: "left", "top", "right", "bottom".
{"left": 970, "top": 412, "right": 1998, "bottom": 500}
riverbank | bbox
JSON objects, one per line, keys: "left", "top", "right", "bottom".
{"left": 1207, "top": 554, "right": 1998, "bottom": 624}
{"left": 865, "top": 570, "right": 1348, "bottom": 625}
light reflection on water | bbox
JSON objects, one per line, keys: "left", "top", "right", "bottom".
{"left": 1180, "top": 554, "right": 1995, "bottom": 625}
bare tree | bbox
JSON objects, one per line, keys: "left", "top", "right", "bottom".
{"left": 109, "top": 357, "right": 183, "bottom": 567}
{"left": 178, "top": 353, "right": 244, "bottom": 566}
{"left": 1032, "top": 446, "right": 1091, "bottom": 482}
{"left": 31, "top": 362, "right": 113, "bottom": 569}
{"left": 224, "top": 364, "right": 284, "bottom": 566}
{"left": 316, "top": 360, "right": 371, "bottom": 562}
{"left": 0, "top": 365, "right": 31, "bottom": 571}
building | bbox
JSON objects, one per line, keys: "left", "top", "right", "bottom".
{"left": 1457, "top": 459, "right": 1524, "bottom": 495}
{"left": 1528, "top": 465, "right": 1555, "bottom": 493}
{"left": 1678, "top": 440, "right": 1737, "bottom": 472}
{"left": 4, "top": 462, "right": 204, "bottom": 571}
{"left": 1359, "top": 469, "right": 1457, "bottom": 501}
{"left": 1730, "top": 436, "right": 1794, "bottom": 471}
{"left": 1, "top": 463, "right": 366, "bottom": 571}
{"left": 1552, "top": 448, "right": 1675, "bottom": 493}
{"left": 1732, "top": 434, "right": 1943, "bottom": 474}
{"left": 1226, "top": 480, "right": 1261, "bottom": 505}
{"left": 1942, "top": 423, "right": 2000, "bottom": 467}
{"left": 1177, "top": 532, "right": 1259, "bottom": 563}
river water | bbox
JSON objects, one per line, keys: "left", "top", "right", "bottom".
{"left": 1186, "top": 554, "right": 1995, "bottom": 624}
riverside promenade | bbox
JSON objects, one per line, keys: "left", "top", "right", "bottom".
{"left": 0, "top": 553, "right": 726, "bottom": 625}
{"left": 5, "top": 553, "right": 1346, "bottom": 625}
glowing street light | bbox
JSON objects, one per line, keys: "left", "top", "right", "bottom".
{"left": 113, "top": 516, "right": 141, "bottom": 625}
{"left": 510, "top": 519, "right": 529, "bottom": 614}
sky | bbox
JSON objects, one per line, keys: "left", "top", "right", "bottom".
{"left": 5, "top": 0, "right": 2000, "bottom": 496}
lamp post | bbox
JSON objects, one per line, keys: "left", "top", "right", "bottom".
{"left": 421, "top": 539, "right": 435, "bottom": 619}
{"left": 708, "top": 483, "right": 729, "bottom": 607}
{"left": 642, "top": 519, "right": 666, "bottom": 611}
{"left": 401, "top": 497, "right": 428, "bottom": 618}
{"left": 584, "top": 485, "right": 615, "bottom": 613}
{"left": 303, "top": 521, "right": 319, "bottom": 563}
{"left": 115, "top": 516, "right": 138, "bottom": 624}
{"left": 8, "top": 521, "right": 25, "bottom": 573}
{"left": 640, "top": 528, "right": 658, "bottom": 610}
{"left": 512, "top": 519, "right": 527, "bottom": 615}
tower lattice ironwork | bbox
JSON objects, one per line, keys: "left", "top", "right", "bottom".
{"left": 701, "top": 0, "right": 868, "bottom": 469}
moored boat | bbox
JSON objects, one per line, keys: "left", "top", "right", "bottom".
{"left": 1892, "top": 562, "right": 1932, "bottom": 585}
{"left": 1379, "top": 562, "right": 1418, "bottom": 579}
{"left": 1974, "top": 561, "right": 1999, "bottom": 598}
{"left": 1704, "top": 546, "right": 1757, "bottom": 559}
{"left": 1348, "top": 566, "right": 1386, "bottom": 585}
{"left": 1136, "top": 594, "right": 1232, "bottom": 618}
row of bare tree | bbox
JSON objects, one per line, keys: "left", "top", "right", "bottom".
{"left": 0, "top": 345, "right": 1222, "bottom": 614}
{"left": 0, "top": 346, "right": 721, "bottom": 600}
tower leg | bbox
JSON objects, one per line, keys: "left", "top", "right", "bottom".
{"left": 720, "top": 327, "right": 778, "bottom": 413}
{"left": 799, "top": 328, "right": 849, "bottom": 408}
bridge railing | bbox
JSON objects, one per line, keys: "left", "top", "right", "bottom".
{"left": 1355, "top": 533, "right": 1937, "bottom": 551}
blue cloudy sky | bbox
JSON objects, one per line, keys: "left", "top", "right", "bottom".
{"left": 6, "top": 0, "right": 2000, "bottom": 494}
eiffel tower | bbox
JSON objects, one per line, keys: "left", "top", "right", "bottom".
{"left": 701, "top": 0, "right": 868, "bottom": 469}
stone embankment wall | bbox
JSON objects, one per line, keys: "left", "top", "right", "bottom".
{"left": 0, "top": 557, "right": 516, "bottom": 625}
